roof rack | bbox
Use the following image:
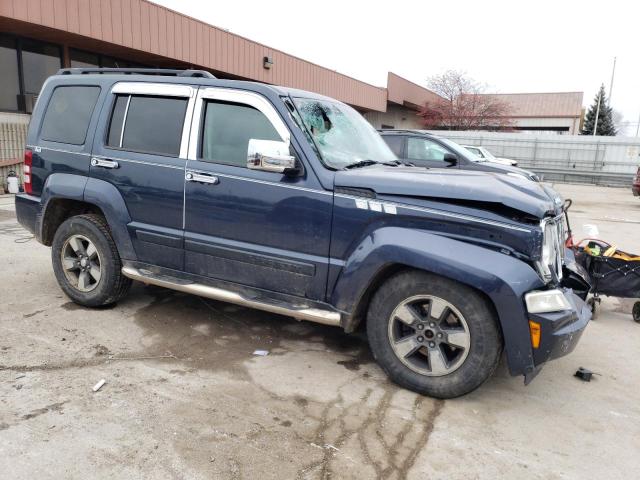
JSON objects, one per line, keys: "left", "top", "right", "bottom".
{"left": 56, "top": 68, "right": 216, "bottom": 79}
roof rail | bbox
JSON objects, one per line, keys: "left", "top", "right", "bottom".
{"left": 56, "top": 68, "right": 216, "bottom": 79}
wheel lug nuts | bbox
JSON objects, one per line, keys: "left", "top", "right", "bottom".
{"left": 417, "top": 324, "right": 424, "bottom": 330}
{"left": 417, "top": 336, "right": 424, "bottom": 342}
{"left": 429, "top": 323, "right": 435, "bottom": 328}
{"left": 429, "top": 342, "right": 435, "bottom": 348}
{"left": 437, "top": 333, "right": 443, "bottom": 338}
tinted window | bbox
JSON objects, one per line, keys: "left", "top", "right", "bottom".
{"left": 407, "top": 137, "right": 449, "bottom": 163}
{"left": 382, "top": 136, "right": 404, "bottom": 157}
{"left": 21, "top": 39, "right": 61, "bottom": 95}
{"left": 40, "top": 86, "right": 100, "bottom": 145}
{"left": 201, "top": 101, "right": 281, "bottom": 166}
{"left": 108, "top": 95, "right": 188, "bottom": 156}
{"left": 0, "top": 35, "right": 20, "bottom": 111}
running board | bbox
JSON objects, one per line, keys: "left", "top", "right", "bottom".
{"left": 121, "top": 266, "right": 342, "bottom": 327}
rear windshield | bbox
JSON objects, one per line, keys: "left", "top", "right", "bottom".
{"left": 40, "top": 85, "right": 101, "bottom": 145}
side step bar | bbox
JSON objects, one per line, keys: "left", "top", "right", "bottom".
{"left": 121, "top": 266, "right": 342, "bottom": 327}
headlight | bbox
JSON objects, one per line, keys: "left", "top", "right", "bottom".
{"left": 535, "top": 216, "right": 565, "bottom": 283}
{"left": 525, "top": 289, "right": 571, "bottom": 313}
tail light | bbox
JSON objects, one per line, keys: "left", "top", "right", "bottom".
{"left": 24, "top": 149, "right": 33, "bottom": 194}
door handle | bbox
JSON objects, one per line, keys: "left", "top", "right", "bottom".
{"left": 186, "top": 171, "right": 219, "bottom": 185}
{"left": 91, "top": 157, "right": 119, "bottom": 169}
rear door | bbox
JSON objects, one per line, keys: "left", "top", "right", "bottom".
{"left": 183, "top": 88, "right": 333, "bottom": 300}
{"left": 91, "top": 82, "right": 196, "bottom": 270}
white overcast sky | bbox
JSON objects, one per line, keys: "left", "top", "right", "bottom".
{"left": 155, "top": 0, "right": 640, "bottom": 133}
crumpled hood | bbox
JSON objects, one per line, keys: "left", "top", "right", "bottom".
{"left": 335, "top": 166, "right": 562, "bottom": 218}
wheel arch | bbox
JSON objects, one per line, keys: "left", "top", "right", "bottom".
{"left": 39, "top": 174, "right": 136, "bottom": 261}
{"left": 332, "top": 227, "right": 544, "bottom": 377}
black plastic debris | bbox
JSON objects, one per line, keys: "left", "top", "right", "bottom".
{"left": 574, "top": 367, "right": 595, "bottom": 382}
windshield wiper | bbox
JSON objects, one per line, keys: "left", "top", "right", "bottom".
{"left": 344, "top": 159, "right": 402, "bottom": 170}
{"left": 344, "top": 160, "right": 380, "bottom": 169}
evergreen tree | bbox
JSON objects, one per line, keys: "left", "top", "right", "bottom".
{"left": 581, "top": 84, "right": 617, "bottom": 136}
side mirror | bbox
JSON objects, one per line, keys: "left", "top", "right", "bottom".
{"left": 443, "top": 153, "right": 458, "bottom": 167}
{"left": 247, "top": 139, "right": 297, "bottom": 174}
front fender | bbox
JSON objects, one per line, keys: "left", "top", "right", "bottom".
{"left": 331, "top": 227, "right": 545, "bottom": 377}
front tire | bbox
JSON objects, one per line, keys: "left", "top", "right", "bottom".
{"left": 51, "top": 214, "right": 131, "bottom": 307}
{"left": 367, "top": 270, "right": 502, "bottom": 399}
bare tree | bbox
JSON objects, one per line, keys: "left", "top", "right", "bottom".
{"left": 418, "top": 70, "right": 514, "bottom": 130}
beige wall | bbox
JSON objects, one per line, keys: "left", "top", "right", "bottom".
{"left": 363, "top": 104, "right": 422, "bottom": 129}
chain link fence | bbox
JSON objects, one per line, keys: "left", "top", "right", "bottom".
{"left": 427, "top": 131, "right": 640, "bottom": 186}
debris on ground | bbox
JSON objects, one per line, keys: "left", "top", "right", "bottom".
{"left": 574, "top": 367, "right": 599, "bottom": 382}
{"left": 252, "top": 350, "right": 269, "bottom": 356}
{"left": 92, "top": 379, "right": 106, "bottom": 392}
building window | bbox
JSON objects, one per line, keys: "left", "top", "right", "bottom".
{"left": 21, "top": 38, "right": 62, "bottom": 96}
{"left": 70, "top": 49, "right": 99, "bottom": 68}
{"left": 70, "top": 48, "right": 131, "bottom": 69}
{"left": 0, "top": 35, "right": 20, "bottom": 111}
{"left": 0, "top": 34, "right": 62, "bottom": 113}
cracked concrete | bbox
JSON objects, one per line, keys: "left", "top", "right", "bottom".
{"left": 1, "top": 184, "right": 639, "bottom": 479}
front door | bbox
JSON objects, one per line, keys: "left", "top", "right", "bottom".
{"left": 183, "top": 88, "right": 332, "bottom": 300}
{"left": 91, "top": 82, "right": 195, "bottom": 270}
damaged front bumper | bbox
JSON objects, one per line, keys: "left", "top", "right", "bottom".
{"left": 524, "top": 288, "right": 591, "bottom": 384}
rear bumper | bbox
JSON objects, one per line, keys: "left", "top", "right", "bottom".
{"left": 524, "top": 288, "right": 591, "bottom": 383}
{"left": 15, "top": 193, "right": 42, "bottom": 238}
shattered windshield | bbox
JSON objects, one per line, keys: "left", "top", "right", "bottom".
{"left": 292, "top": 97, "right": 397, "bottom": 169}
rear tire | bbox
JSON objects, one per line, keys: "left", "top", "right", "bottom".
{"left": 367, "top": 270, "right": 502, "bottom": 399}
{"left": 587, "top": 297, "right": 599, "bottom": 320}
{"left": 51, "top": 214, "right": 131, "bottom": 307}
{"left": 632, "top": 301, "right": 640, "bottom": 323}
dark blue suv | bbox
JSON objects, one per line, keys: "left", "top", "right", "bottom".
{"left": 15, "top": 68, "right": 591, "bottom": 398}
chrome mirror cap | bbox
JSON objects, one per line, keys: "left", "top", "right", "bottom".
{"left": 247, "top": 139, "right": 296, "bottom": 173}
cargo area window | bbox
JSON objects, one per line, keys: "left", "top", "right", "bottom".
{"left": 40, "top": 86, "right": 101, "bottom": 145}
{"left": 106, "top": 94, "right": 188, "bottom": 157}
{"left": 200, "top": 100, "right": 282, "bottom": 167}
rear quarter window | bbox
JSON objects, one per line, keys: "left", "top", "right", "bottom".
{"left": 40, "top": 85, "right": 101, "bottom": 145}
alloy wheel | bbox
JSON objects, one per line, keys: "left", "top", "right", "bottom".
{"left": 60, "top": 234, "right": 102, "bottom": 292}
{"left": 387, "top": 295, "right": 471, "bottom": 376}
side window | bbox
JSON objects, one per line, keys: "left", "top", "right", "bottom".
{"left": 40, "top": 86, "right": 100, "bottom": 145}
{"left": 468, "top": 147, "right": 483, "bottom": 158}
{"left": 106, "top": 94, "right": 188, "bottom": 156}
{"left": 382, "top": 136, "right": 404, "bottom": 157}
{"left": 407, "top": 137, "right": 449, "bottom": 162}
{"left": 200, "top": 100, "right": 282, "bottom": 167}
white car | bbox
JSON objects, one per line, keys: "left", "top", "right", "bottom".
{"left": 462, "top": 145, "right": 518, "bottom": 167}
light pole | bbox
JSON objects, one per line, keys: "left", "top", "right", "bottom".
{"left": 608, "top": 56, "right": 617, "bottom": 105}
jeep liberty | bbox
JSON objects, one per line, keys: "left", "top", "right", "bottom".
{"left": 15, "top": 68, "right": 591, "bottom": 398}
